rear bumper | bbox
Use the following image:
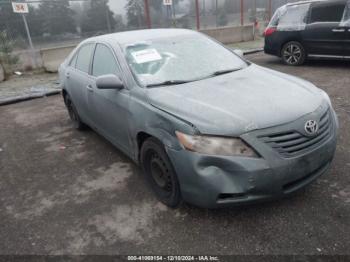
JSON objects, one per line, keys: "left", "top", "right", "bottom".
{"left": 166, "top": 108, "right": 338, "bottom": 208}
{"left": 264, "top": 46, "right": 280, "bottom": 56}
{"left": 264, "top": 36, "right": 281, "bottom": 57}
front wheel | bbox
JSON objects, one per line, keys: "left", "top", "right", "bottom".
{"left": 140, "top": 138, "right": 182, "bottom": 208}
{"left": 281, "top": 41, "right": 306, "bottom": 66}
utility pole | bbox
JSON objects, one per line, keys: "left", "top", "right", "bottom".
{"left": 195, "top": 0, "right": 200, "bottom": 30}
{"left": 172, "top": 3, "right": 176, "bottom": 27}
{"left": 144, "top": 0, "right": 151, "bottom": 29}
{"left": 240, "top": 0, "right": 244, "bottom": 26}
{"left": 105, "top": 7, "right": 111, "bottom": 33}
{"left": 215, "top": 0, "right": 218, "bottom": 28}
{"left": 12, "top": 2, "right": 37, "bottom": 67}
{"left": 21, "top": 14, "right": 34, "bottom": 52}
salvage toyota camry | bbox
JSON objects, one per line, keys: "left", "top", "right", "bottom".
{"left": 59, "top": 29, "right": 338, "bottom": 208}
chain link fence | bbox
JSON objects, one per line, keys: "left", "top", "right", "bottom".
{"left": 0, "top": 0, "right": 303, "bottom": 55}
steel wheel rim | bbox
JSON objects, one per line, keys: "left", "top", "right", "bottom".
{"left": 149, "top": 152, "right": 172, "bottom": 195}
{"left": 284, "top": 44, "right": 302, "bottom": 65}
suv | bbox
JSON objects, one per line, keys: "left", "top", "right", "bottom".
{"left": 264, "top": 0, "right": 350, "bottom": 65}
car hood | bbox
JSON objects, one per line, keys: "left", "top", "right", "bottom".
{"left": 146, "top": 64, "right": 324, "bottom": 136}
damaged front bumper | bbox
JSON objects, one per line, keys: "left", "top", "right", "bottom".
{"left": 166, "top": 108, "right": 338, "bottom": 208}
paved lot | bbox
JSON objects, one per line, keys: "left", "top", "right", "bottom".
{"left": 0, "top": 53, "right": 349, "bottom": 255}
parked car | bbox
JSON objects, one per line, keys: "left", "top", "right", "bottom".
{"left": 59, "top": 29, "right": 338, "bottom": 208}
{"left": 264, "top": 0, "right": 350, "bottom": 65}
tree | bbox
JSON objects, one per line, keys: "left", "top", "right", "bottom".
{"left": 224, "top": 0, "right": 240, "bottom": 14}
{"left": 26, "top": 6, "right": 44, "bottom": 37}
{"left": 37, "top": 0, "right": 76, "bottom": 36}
{"left": 0, "top": 4, "right": 24, "bottom": 38}
{"left": 0, "top": 3, "right": 43, "bottom": 39}
{"left": 217, "top": 9, "right": 228, "bottom": 26}
{"left": 81, "top": 0, "right": 116, "bottom": 34}
{"left": 125, "top": 0, "right": 145, "bottom": 29}
{"left": 0, "top": 31, "right": 18, "bottom": 77}
{"left": 114, "top": 14, "right": 126, "bottom": 31}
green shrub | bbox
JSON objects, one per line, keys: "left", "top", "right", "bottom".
{"left": 0, "top": 31, "right": 19, "bottom": 76}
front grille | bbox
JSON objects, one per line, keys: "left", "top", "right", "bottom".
{"left": 259, "top": 110, "right": 332, "bottom": 158}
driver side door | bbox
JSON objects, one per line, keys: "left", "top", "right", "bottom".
{"left": 87, "top": 43, "right": 132, "bottom": 155}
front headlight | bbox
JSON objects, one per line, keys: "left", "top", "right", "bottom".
{"left": 175, "top": 131, "right": 258, "bottom": 157}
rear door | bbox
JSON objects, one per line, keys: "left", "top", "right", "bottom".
{"left": 303, "top": 1, "right": 347, "bottom": 56}
{"left": 65, "top": 43, "right": 95, "bottom": 124}
{"left": 87, "top": 43, "right": 131, "bottom": 154}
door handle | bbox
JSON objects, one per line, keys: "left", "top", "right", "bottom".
{"left": 332, "top": 28, "right": 345, "bottom": 32}
{"left": 86, "top": 84, "right": 94, "bottom": 92}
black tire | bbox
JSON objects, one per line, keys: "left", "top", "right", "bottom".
{"left": 281, "top": 41, "right": 306, "bottom": 66}
{"left": 140, "top": 138, "right": 182, "bottom": 208}
{"left": 64, "top": 93, "right": 86, "bottom": 130}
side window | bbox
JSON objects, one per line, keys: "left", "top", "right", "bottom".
{"left": 92, "top": 44, "right": 120, "bottom": 77}
{"left": 75, "top": 44, "right": 95, "bottom": 74}
{"left": 310, "top": 3, "right": 346, "bottom": 23}
{"left": 341, "top": 1, "right": 350, "bottom": 26}
{"left": 69, "top": 53, "right": 77, "bottom": 67}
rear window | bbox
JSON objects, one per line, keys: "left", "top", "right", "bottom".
{"left": 269, "top": 4, "right": 310, "bottom": 31}
{"left": 310, "top": 3, "right": 346, "bottom": 23}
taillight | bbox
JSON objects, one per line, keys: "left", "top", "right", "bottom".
{"left": 264, "top": 27, "right": 277, "bottom": 37}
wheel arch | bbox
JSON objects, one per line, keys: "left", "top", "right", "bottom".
{"left": 133, "top": 109, "right": 196, "bottom": 164}
{"left": 279, "top": 39, "right": 306, "bottom": 57}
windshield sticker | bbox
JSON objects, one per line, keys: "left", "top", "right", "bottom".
{"left": 131, "top": 49, "right": 162, "bottom": 64}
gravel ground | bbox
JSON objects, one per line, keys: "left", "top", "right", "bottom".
{"left": 0, "top": 53, "right": 349, "bottom": 256}
{"left": 0, "top": 71, "right": 60, "bottom": 101}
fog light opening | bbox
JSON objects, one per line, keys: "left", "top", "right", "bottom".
{"left": 217, "top": 193, "right": 247, "bottom": 202}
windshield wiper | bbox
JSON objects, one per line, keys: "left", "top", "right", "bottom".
{"left": 146, "top": 80, "right": 190, "bottom": 88}
{"left": 211, "top": 68, "right": 242, "bottom": 76}
{"left": 146, "top": 68, "right": 242, "bottom": 87}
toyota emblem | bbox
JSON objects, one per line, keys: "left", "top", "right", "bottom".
{"left": 305, "top": 120, "right": 319, "bottom": 136}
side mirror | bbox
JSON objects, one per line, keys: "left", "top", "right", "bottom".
{"left": 96, "top": 74, "right": 124, "bottom": 90}
{"left": 233, "top": 49, "right": 244, "bottom": 58}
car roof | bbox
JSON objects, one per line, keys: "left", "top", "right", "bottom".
{"left": 82, "top": 28, "right": 199, "bottom": 46}
{"left": 286, "top": 0, "right": 347, "bottom": 7}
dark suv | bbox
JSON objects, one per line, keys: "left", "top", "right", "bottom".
{"left": 264, "top": 0, "right": 350, "bottom": 65}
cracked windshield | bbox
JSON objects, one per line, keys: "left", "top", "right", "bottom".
{"left": 124, "top": 36, "right": 247, "bottom": 87}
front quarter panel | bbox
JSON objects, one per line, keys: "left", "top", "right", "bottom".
{"left": 127, "top": 87, "right": 196, "bottom": 162}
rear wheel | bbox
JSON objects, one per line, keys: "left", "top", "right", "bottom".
{"left": 281, "top": 41, "right": 306, "bottom": 66}
{"left": 64, "top": 93, "right": 86, "bottom": 130}
{"left": 140, "top": 138, "right": 182, "bottom": 208}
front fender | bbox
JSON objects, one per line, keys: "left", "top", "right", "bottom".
{"left": 128, "top": 92, "right": 197, "bottom": 162}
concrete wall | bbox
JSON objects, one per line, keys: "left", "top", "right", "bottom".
{"left": 14, "top": 25, "right": 254, "bottom": 73}
{"left": 14, "top": 45, "right": 75, "bottom": 73}
{"left": 40, "top": 45, "right": 76, "bottom": 72}
{"left": 200, "top": 24, "right": 254, "bottom": 45}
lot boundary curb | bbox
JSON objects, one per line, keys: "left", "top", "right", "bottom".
{"left": 0, "top": 90, "right": 61, "bottom": 106}
{"left": 243, "top": 48, "right": 264, "bottom": 55}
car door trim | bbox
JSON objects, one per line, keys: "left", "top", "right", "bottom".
{"left": 308, "top": 54, "right": 350, "bottom": 58}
